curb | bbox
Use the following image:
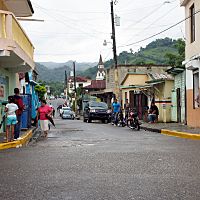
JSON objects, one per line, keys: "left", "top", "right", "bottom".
{"left": 0, "top": 129, "right": 33, "bottom": 150}
{"left": 140, "top": 126, "right": 161, "bottom": 133}
{"left": 141, "top": 125, "right": 200, "bottom": 140}
{"left": 161, "top": 129, "right": 200, "bottom": 140}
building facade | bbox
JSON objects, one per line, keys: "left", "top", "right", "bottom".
{"left": 120, "top": 72, "right": 174, "bottom": 122}
{"left": 181, "top": 0, "right": 200, "bottom": 127}
{"left": 106, "top": 64, "right": 171, "bottom": 103}
{"left": 0, "top": 0, "right": 35, "bottom": 132}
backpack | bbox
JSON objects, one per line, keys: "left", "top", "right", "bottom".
{"left": 14, "top": 95, "right": 24, "bottom": 116}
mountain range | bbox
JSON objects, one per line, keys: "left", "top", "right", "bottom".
{"left": 36, "top": 37, "right": 180, "bottom": 82}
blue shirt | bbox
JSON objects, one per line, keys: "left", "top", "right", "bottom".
{"left": 112, "top": 102, "right": 121, "bottom": 113}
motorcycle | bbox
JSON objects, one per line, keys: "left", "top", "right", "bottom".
{"left": 117, "top": 109, "right": 126, "bottom": 127}
{"left": 127, "top": 110, "right": 141, "bottom": 131}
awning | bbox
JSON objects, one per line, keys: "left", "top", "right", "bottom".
{"left": 148, "top": 80, "right": 165, "bottom": 85}
{"left": 120, "top": 85, "right": 151, "bottom": 90}
{"left": 166, "top": 67, "right": 185, "bottom": 75}
{"left": 183, "top": 54, "right": 200, "bottom": 70}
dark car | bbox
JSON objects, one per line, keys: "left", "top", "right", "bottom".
{"left": 83, "top": 101, "right": 111, "bottom": 123}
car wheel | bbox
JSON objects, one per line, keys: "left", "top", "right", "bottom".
{"left": 88, "top": 118, "right": 92, "bottom": 123}
{"left": 102, "top": 119, "right": 105, "bottom": 123}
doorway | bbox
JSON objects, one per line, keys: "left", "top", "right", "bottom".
{"left": 177, "top": 88, "right": 181, "bottom": 123}
{"left": 129, "top": 91, "right": 148, "bottom": 120}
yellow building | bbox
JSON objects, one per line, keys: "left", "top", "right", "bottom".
{"left": 0, "top": 0, "right": 35, "bottom": 130}
{"left": 120, "top": 72, "right": 174, "bottom": 122}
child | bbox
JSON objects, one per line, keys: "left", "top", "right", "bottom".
{"left": 5, "top": 96, "right": 18, "bottom": 142}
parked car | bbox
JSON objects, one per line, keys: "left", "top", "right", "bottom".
{"left": 83, "top": 101, "right": 110, "bottom": 123}
{"left": 61, "top": 108, "right": 75, "bottom": 120}
{"left": 59, "top": 106, "right": 70, "bottom": 116}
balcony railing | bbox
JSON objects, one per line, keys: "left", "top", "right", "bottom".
{"left": 0, "top": 10, "right": 34, "bottom": 60}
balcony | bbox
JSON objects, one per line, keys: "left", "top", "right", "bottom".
{"left": 0, "top": 10, "right": 35, "bottom": 72}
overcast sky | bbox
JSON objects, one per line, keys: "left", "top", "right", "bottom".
{"left": 21, "top": 0, "right": 185, "bottom": 63}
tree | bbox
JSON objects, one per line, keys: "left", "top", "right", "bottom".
{"left": 165, "top": 39, "right": 185, "bottom": 67}
{"left": 35, "top": 85, "right": 47, "bottom": 100}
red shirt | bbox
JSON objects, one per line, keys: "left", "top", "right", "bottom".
{"left": 38, "top": 105, "right": 52, "bottom": 120}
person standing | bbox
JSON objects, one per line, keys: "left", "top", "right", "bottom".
{"left": 112, "top": 98, "right": 121, "bottom": 125}
{"left": 37, "top": 99, "right": 53, "bottom": 137}
{"left": 13, "top": 88, "right": 24, "bottom": 140}
{"left": 5, "top": 96, "right": 18, "bottom": 142}
{"left": 124, "top": 99, "right": 130, "bottom": 124}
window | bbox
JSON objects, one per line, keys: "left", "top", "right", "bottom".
{"left": 193, "top": 70, "right": 199, "bottom": 108}
{"left": 79, "top": 83, "right": 83, "bottom": 88}
{"left": 190, "top": 4, "right": 195, "bottom": 43}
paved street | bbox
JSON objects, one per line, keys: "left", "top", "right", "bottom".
{"left": 1, "top": 114, "right": 200, "bottom": 200}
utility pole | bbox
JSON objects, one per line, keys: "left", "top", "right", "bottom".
{"left": 73, "top": 62, "right": 76, "bottom": 94}
{"left": 73, "top": 61, "right": 77, "bottom": 115}
{"left": 65, "top": 70, "right": 68, "bottom": 100}
{"left": 111, "top": 0, "right": 117, "bottom": 69}
{"left": 110, "top": 0, "right": 119, "bottom": 100}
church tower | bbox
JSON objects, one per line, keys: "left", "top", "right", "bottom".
{"left": 96, "top": 55, "right": 105, "bottom": 80}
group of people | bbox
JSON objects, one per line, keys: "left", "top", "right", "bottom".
{"left": 4, "top": 88, "right": 24, "bottom": 142}
{"left": 3, "top": 88, "right": 55, "bottom": 142}
{"left": 111, "top": 98, "right": 159, "bottom": 126}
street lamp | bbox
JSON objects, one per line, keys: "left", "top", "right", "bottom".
{"left": 103, "top": 40, "right": 112, "bottom": 46}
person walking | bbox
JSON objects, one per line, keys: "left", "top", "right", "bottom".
{"left": 5, "top": 96, "right": 18, "bottom": 142}
{"left": 37, "top": 99, "right": 53, "bottom": 138}
{"left": 13, "top": 88, "right": 24, "bottom": 140}
{"left": 112, "top": 98, "right": 121, "bottom": 126}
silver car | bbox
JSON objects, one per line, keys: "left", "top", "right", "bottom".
{"left": 62, "top": 108, "right": 75, "bottom": 120}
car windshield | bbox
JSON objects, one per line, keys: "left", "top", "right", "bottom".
{"left": 63, "top": 107, "right": 71, "bottom": 111}
{"left": 89, "top": 102, "right": 108, "bottom": 109}
{"left": 63, "top": 110, "right": 71, "bottom": 114}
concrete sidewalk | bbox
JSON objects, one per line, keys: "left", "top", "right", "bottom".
{"left": 141, "top": 122, "right": 200, "bottom": 140}
{"left": 0, "top": 128, "right": 35, "bottom": 150}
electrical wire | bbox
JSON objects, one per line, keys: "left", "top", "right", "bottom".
{"left": 118, "top": 9, "right": 200, "bottom": 48}
{"left": 125, "top": 4, "right": 178, "bottom": 43}
{"left": 34, "top": 3, "right": 110, "bottom": 36}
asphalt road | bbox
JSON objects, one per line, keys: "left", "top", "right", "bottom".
{"left": 0, "top": 112, "right": 200, "bottom": 200}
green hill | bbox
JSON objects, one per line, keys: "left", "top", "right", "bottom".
{"left": 36, "top": 37, "right": 181, "bottom": 82}
{"left": 36, "top": 63, "right": 71, "bottom": 82}
{"left": 78, "top": 37, "right": 179, "bottom": 79}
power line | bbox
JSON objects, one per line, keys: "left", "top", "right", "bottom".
{"left": 124, "top": 4, "right": 178, "bottom": 43}
{"left": 118, "top": 9, "right": 200, "bottom": 48}
{"left": 34, "top": 3, "right": 110, "bottom": 37}
{"left": 122, "top": 2, "right": 168, "bottom": 31}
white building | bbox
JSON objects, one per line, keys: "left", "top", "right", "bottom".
{"left": 181, "top": 0, "right": 200, "bottom": 127}
{"left": 68, "top": 76, "right": 91, "bottom": 94}
{"left": 96, "top": 55, "right": 106, "bottom": 80}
